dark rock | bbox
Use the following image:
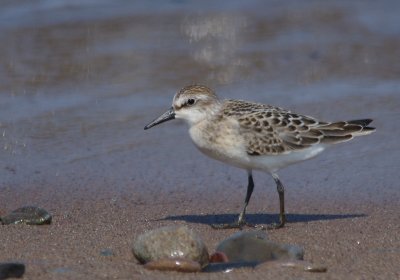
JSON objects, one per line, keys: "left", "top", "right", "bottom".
{"left": 216, "top": 231, "right": 304, "bottom": 263}
{"left": 1, "top": 206, "right": 52, "bottom": 225}
{"left": 144, "top": 258, "right": 201, "bottom": 272}
{"left": 132, "top": 225, "right": 209, "bottom": 267}
{"left": 0, "top": 263, "right": 25, "bottom": 279}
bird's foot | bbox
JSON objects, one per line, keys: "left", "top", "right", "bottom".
{"left": 266, "top": 219, "right": 286, "bottom": 230}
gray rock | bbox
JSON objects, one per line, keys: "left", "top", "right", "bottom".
{"left": 1, "top": 206, "right": 52, "bottom": 225}
{"left": 132, "top": 225, "right": 209, "bottom": 267}
{"left": 216, "top": 231, "right": 304, "bottom": 263}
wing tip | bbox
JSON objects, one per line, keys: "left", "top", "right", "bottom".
{"left": 348, "top": 119, "right": 374, "bottom": 127}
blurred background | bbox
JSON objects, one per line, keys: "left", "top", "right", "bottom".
{"left": 0, "top": 0, "right": 399, "bottom": 200}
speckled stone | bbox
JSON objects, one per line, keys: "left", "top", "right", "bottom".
{"left": 0, "top": 206, "right": 52, "bottom": 225}
{"left": 144, "top": 258, "right": 201, "bottom": 272}
{"left": 132, "top": 225, "right": 209, "bottom": 267}
{"left": 216, "top": 231, "right": 304, "bottom": 262}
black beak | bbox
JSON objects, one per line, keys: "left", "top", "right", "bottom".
{"left": 144, "top": 107, "right": 175, "bottom": 130}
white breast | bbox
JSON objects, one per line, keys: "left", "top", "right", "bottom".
{"left": 188, "top": 119, "right": 253, "bottom": 169}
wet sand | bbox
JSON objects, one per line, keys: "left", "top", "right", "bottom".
{"left": 1, "top": 1, "right": 400, "bottom": 279}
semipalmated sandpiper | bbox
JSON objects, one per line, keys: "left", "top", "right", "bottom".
{"left": 144, "top": 85, "right": 375, "bottom": 229}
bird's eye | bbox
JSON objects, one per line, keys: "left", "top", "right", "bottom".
{"left": 187, "top": 98, "right": 195, "bottom": 105}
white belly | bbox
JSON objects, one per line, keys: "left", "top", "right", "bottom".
{"left": 189, "top": 122, "right": 326, "bottom": 172}
{"left": 248, "top": 145, "right": 326, "bottom": 172}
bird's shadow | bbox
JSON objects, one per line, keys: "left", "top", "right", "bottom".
{"left": 161, "top": 213, "right": 366, "bottom": 225}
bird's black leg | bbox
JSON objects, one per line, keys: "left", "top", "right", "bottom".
{"left": 237, "top": 171, "right": 254, "bottom": 226}
{"left": 269, "top": 173, "right": 286, "bottom": 229}
{"left": 212, "top": 171, "right": 256, "bottom": 229}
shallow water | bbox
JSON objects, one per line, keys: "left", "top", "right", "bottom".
{"left": 0, "top": 0, "right": 399, "bottom": 198}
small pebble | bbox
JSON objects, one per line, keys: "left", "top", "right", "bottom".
{"left": 100, "top": 249, "right": 114, "bottom": 257}
{"left": 132, "top": 225, "right": 209, "bottom": 267}
{"left": 209, "top": 252, "right": 229, "bottom": 263}
{"left": 144, "top": 258, "right": 201, "bottom": 272}
{"left": 1, "top": 206, "right": 52, "bottom": 225}
{"left": 303, "top": 263, "right": 327, "bottom": 273}
{"left": 0, "top": 263, "right": 25, "bottom": 279}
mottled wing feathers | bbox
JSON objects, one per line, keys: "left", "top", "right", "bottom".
{"left": 221, "top": 100, "right": 375, "bottom": 156}
{"left": 238, "top": 111, "right": 324, "bottom": 155}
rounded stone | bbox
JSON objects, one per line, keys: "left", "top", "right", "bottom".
{"left": 144, "top": 258, "right": 201, "bottom": 272}
{"left": 0, "top": 206, "right": 52, "bottom": 225}
{"left": 216, "top": 230, "right": 304, "bottom": 263}
{"left": 132, "top": 225, "right": 209, "bottom": 267}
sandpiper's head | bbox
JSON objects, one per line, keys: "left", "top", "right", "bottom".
{"left": 173, "top": 85, "right": 219, "bottom": 124}
{"left": 144, "top": 85, "right": 219, "bottom": 129}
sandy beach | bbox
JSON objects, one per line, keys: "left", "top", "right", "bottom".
{"left": 2, "top": 91, "right": 399, "bottom": 279}
{"left": 1, "top": 1, "right": 399, "bottom": 279}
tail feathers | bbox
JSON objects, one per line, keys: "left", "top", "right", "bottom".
{"left": 347, "top": 119, "right": 375, "bottom": 136}
{"left": 318, "top": 119, "right": 375, "bottom": 144}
